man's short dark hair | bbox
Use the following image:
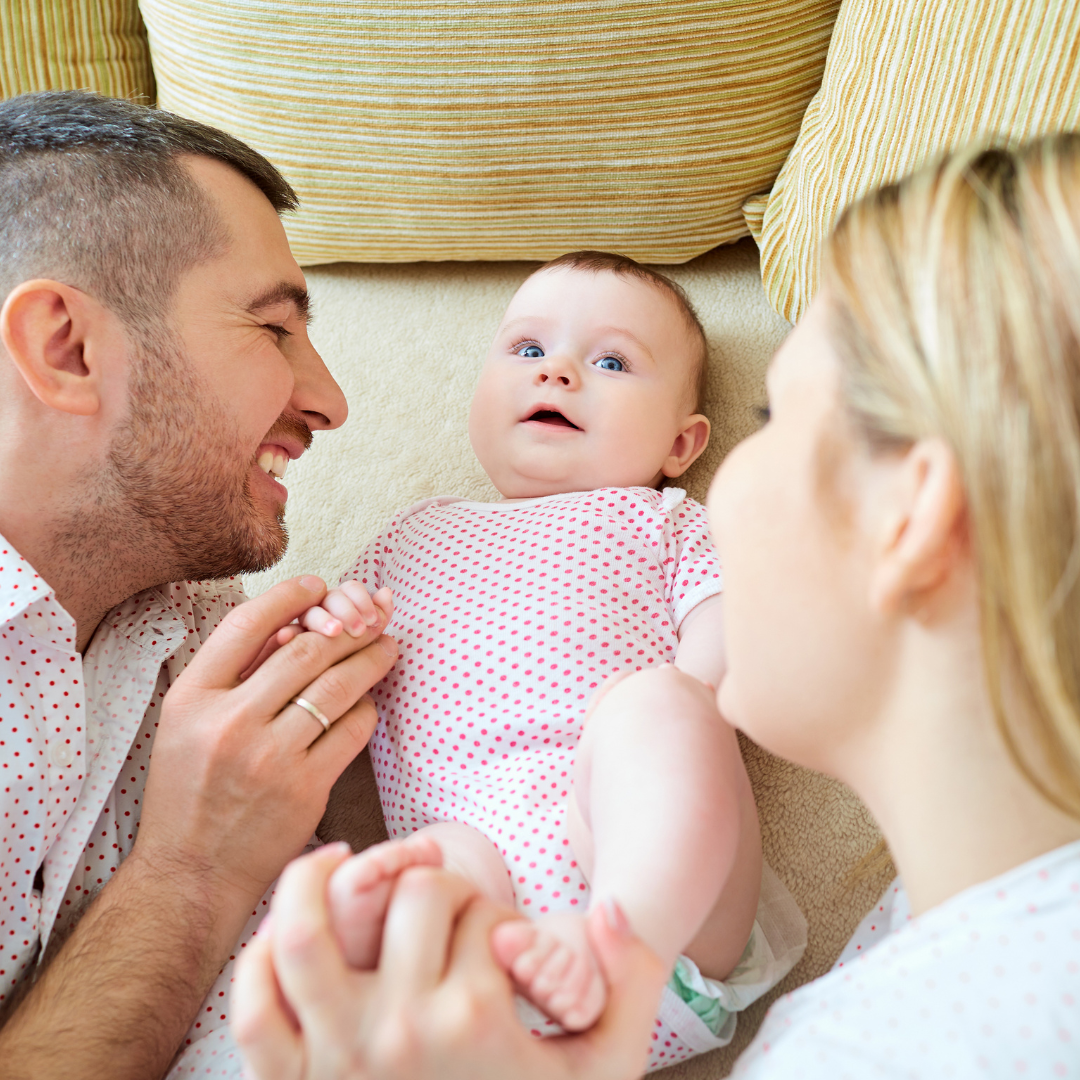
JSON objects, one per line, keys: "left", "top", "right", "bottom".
{"left": 537, "top": 250, "right": 709, "bottom": 412}
{"left": 0, "top": 91, "right": 298, "bottom": 338}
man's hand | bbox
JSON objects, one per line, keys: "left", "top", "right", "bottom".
{"left": 241, "top": 582, "right": 394, "bottom": 680}
{"left": 233, "top": 846, "right": 667, "bottom": 1080}
{"left": 0, "top": 576, "right": 399, "bottom": 1080}
{"left": 137, "top": 575, "right": 398, "bottom": 909}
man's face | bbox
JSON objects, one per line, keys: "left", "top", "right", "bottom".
{"left": 104, "top": 156, "right": 347, "bottom": 581}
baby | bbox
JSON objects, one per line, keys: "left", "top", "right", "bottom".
{"left": 305, "top": 252, "right": 768, "bottom": 1037}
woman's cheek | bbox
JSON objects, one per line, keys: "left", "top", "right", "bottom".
{"left": 715, "top": 610, "right": 771, "bottom": 741}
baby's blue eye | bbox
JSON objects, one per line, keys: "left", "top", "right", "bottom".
{"left": 596, "top": 356, "right": 625, "bottom": 372}
{"left": 517, "top": 344, "right": 544, "bottom": 358}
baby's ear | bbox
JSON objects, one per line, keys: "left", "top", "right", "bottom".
{"left": 662, "top": 414, "right": 711, "bottom": 478}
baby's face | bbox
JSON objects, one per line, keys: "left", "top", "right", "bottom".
{"left": 469, "top": 267, "right": 705, "bottom": 498}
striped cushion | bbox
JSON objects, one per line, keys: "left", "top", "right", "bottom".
{"left": 750, "top": 0, "right": 1080, "bottom": 324}
{"left": 0, "top": 0, "right": 154, "bottom": 102}
{"left": 140, "top": 0, "right": 841, "bottom": 265}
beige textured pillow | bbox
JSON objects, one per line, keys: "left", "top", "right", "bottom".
{"left": 0, "top": 0, "right": 154, "bottom": 102}
{"left": 140, "top": 0, "right": 841, "bottom": 265}
{"left": 748, "top": 0, "right": 1080, "bottom": 324}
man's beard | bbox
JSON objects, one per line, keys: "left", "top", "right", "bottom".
{"left": 85, "top": 334, "right": 307, "bottom": 584}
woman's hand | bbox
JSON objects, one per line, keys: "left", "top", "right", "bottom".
{"left": 232, "top": 844, "right": 668, "bottom": 1080}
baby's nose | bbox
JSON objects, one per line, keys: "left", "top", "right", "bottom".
{"left": 538, "top": 369, "right": 572, "bottom": 386}
{"left": 534, "top": 353, "right": 579, "bottom": 387}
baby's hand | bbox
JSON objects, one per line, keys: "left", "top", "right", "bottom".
{"left": 239, "top": 582, "right": 394, "bottom": 680}
{"left": 299, "top": 580, "right": 393, "bottom": 639}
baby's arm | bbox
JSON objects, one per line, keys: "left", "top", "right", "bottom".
{"left": 674, "top": 593, "right": 727, "bottom": 688}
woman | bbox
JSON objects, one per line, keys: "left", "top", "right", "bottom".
{"left": 231, "top": 135, "right": 1080, "bottom": 1078}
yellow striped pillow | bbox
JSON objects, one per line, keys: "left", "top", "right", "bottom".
{"left": 749, "top": 0, "right": 1080, "bottom": 324}
{"left": 141, "top": 0, "right": 841, "bottom": 265}
{"left": 0, "top": 0, "right": 154, "bottom": 102}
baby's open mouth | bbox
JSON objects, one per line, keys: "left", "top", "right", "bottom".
{"left": 524, "top": 408, "right": 582, "bottom": 430}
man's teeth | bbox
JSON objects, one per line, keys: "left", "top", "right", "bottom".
{"left": 257, "top": 450, "right": 289, "bottom": 480}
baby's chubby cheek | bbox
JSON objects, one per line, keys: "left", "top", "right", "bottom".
{"left": 467, "top": 382, "right": 507, "bottom": 464}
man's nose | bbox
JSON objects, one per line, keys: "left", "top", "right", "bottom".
{"left": 288, "top": 333, "right": 349, "bottom": 430}
{"left": 534, "top": 353, "right": 580, "bottom": 390}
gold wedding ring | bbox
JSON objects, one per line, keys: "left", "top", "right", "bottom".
{"left": 291, "top": 696, "right": 332, "bottom": 733}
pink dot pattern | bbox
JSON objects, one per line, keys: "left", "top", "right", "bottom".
{"left": 733, "top": 841, "right": 1080, "bottom": 1078}
{"left": 340, "top": 486, "right": 724, "bottom": 1067}
{"left": 345, "top": 487, "right": 721, "bottom": 916}
{"left": 0, "top": 535, "right": 245, "bottom": 1021}
{"left": 165, "top": 488, "right": 727, "bottom": 1078}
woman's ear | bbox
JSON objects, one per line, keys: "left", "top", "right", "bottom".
{"left": 662, "top": 414, "right": 711, "bottom": 478}
{"left": 869, "top": 436, "right": 967, "bottom": 616}
{"left": 0, "top": 280, "right": 108, "bottom": 417}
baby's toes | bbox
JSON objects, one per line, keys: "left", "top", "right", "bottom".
{"left": 530, "top": 940, "right": 576, "bottom": 997}
{"left": 336, "top": 835, "right": 442, "bottom": 894}
{"left": 491, "top": 919, "right": 545, "bottom": 976}
{"left": 490, "top": 917, "right": 606, "bottom": 1031}
{"left": 376, "top": 834, "right": 443, "bottom": 879}
{"left": 327, "top": 836, "right": 442, "bottom": 969}
{"left": 553, "top": 956, "right": 606, "bottom": 1031}
{"left": 327, "top": 876, "right": 391, "bottom": 969}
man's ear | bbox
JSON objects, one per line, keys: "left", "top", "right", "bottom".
{"left": 0, "top": 280, "right": 108, "bottom": 417}
{"left": 869, "top": 436, "right": 967, "bottom": 616}
{"left": 661, "top": 414, "right": 711, "bottom": 478}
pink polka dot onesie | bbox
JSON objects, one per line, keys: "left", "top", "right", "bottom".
{"left": 342, "top": 485, "right": 783, "bottom": 1068}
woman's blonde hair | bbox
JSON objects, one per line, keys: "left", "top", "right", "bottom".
{"left": 823, "top": 135, "right": 1080, "bottom": 818}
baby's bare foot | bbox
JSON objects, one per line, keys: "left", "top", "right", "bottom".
{"left": 327, "top": 834, "right": 443, "bottom": 969}
{"left": 490, "top": 912, "right": 607, "bottom": 1031}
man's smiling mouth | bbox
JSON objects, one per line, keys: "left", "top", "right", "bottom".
{"left": 524, "top": 407, "right": 582, "bottom": 431}
{"left": 256, "top": 447, "right": 290, "bottom": 480}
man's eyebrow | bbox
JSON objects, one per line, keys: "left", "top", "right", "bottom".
{"left": 244, "top": 282, "right": 312, "bottom": 323}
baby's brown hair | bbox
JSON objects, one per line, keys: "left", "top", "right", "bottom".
{"left": 536, "top": 250, "right": 709, "bottom": 413}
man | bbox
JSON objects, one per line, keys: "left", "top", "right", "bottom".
{"left": 0, "top": 91, "right": 397, "bottom": 1078}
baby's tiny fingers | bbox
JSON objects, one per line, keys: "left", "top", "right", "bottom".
{"left": 338, "top": 580, "right": 380, "bottom": 628}
{"left": 323, "top": 583, "right": 375, "bottom": 636}
{"left": 373, "top": 587, "right": 394, "bottom": 621}
{"left": 299, "top": 605, "right": 344, "bottom": 638}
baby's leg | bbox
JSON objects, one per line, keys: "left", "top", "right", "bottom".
{"left": 576, "top": 669, "right": 762, "bottom": 977}
{"left": 329, "top": 822, "right": 514, "bottom": 969}
{"left": 492, "top": 667, "right": 762, "bottom": 1029}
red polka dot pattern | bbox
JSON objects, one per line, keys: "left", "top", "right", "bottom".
{"left": 0, "top": 538, "right": 243, "bottom": 1014}
{"left": 343, "top": 487, "right": 722, "bottom": 923}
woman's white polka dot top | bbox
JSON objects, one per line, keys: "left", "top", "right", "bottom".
{"left": 735, "top": 841, "right": 1080, "bottom": 1079}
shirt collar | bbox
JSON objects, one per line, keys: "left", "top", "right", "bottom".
{"left": 97, "top": 586, "right": 190, "bottom": 660}
{"left": 0, "top": 530, "right": 189, "bottom": 661}
{"left": 0, "top": 531, "right": 58, "bottom": 620}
